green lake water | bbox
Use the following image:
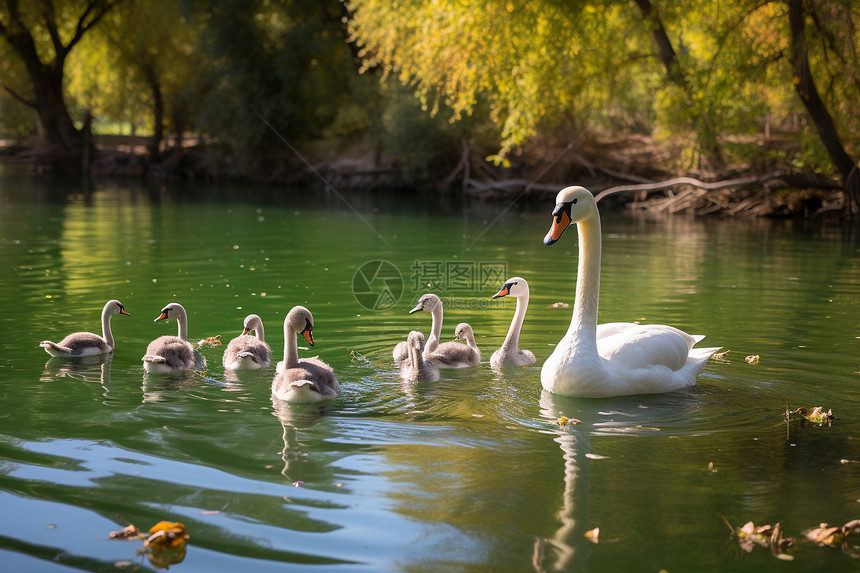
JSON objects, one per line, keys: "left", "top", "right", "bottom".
{"left": 1, "top": 164, "right": 858, "bottom": 572}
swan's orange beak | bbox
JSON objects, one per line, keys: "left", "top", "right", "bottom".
{"left": 492, "top": 285, "right": 509, "bottom": 299}
{"left": 544, "top": 204, "right": 572, "bottom": 246}
{"left": 120, "top": 308, "right": 131, "bottom": 316}
{"left": 154, "top": 311, "right": 169, "bottom": 323}
{"left": 301, "top": 328, "right": 315, "bottom": 347}
{"left": 242, "top": 327, "right": 252, "bottom": 336}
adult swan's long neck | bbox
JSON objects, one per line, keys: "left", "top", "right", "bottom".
{"left": 567, "top": 208, "right": 601, "bottom": 352}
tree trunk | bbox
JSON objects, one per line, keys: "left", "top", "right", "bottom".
{"left": 633, "top": 0, "right": 683, "bottom": 84}
{"left": 788, "top": 0, "right": 858, "bottom": 217}
{"left": 632, "top": 0, "right": 726, "bottom": 168}
{"left": 1, "top": 0, "right": 118, "bottom": 168}
{"left": 3, "top": 23, "right": 83, "bottom": 155}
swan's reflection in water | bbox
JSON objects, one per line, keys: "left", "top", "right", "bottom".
{"left": 41, "top": 355, "right": 113, "bottom": 398}
{"left": 271, "top": 398, "right": 330, "bottom": 482}
{"left": 535, "top": 390, "right": 593, "bottom": 572}
{"left": 141, "top": 369, "right": 205, "bottom": 402}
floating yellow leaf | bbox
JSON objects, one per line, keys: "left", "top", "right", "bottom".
{"left": 196, "top": 335, "right": 222, "bottom": 347}
{"left": 144, "top": 521, "right": 189, "bottom": 551}
{"left": 557, "top": 416, "right": 581, "bottom": 427}
{"left": 584, "top": 527, "right": 600, "bottom": 543}
{"left": 745, "top": 355, "right": 759, "bottom": 364}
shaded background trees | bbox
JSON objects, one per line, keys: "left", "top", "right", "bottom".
{"left": 0, "top": 0, "right": 857, "bottom": 214}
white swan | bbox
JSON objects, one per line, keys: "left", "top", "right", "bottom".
{"left": 393, "top": 293, "right": 443, "bottom": 364}
{"left": 400, "top": 330, "right": 440, "bottom": 382}
{"left": 490, "top": 277, "right": 536, "bottom": 368}
{"left": 222, "top": 314, "right": 271, "bottom": 370}
{"left": 272, "top": 305, "right": 339, "bottom": 402}
{"left": 142, "top": 302, "right": 207, "bottom": 373}
{"left": 540, "top": 186, "right": 719, "bottom": 397}
{"left": 40, "top": 299, "right": 130, "bottom": 357}
{"left": 426, "top": 322, "right": 480, "bottom": 368}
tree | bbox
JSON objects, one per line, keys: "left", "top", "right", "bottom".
{"left": 348, "top": 0, "right": 858, "bottom": 211}
{"left": 0, "top": 0, "right": 120, "bottom": 162}
{"left": 787, "top": 0, "right": 858, "bottom": 215}
{"left": 95, "top": 0, "right": 197, "bottom": 161}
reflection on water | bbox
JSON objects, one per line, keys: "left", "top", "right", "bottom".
{"left": 2, "top": 177, "right": 859, "bottom": 572}
{"left": 272, "top": 399, "right": 330, "bottom": 482}
{"left": 536, "top": 391, "right": 592, "bottom": 572}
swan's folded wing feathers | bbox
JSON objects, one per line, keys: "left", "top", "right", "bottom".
{"left": 598, "top": 326, "right": 691, "bottom": 371}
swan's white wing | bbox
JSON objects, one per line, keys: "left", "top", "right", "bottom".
{"left": 597, "top": 324, "right": 694, "bottom": 371}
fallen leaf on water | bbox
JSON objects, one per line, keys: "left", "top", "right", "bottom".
{"left": 197, "top": 335, "right": 222, "bottom": 347}
{"left": 708, "top": 462, "right": 717, "bottom": 473}
{"left": 804, "top": 523, "right": 844, "bottom": 546}
{"left": 795, "top": 406, "right": 834, "bottom": 424}
{"left": 557, "top": 416, "right": 582, "bottom": 427}
{"left": 712, "top": 349, "right": 731, "bottom": 360}
{"left": 144, "top": 521, "right": 189, "bottom": 551}
{"left": 720, "top": 516, "right": 795, "bottom": 558}
{"left": 745, "top": 355, "right": 760, "bottom": 364}
{"left": 585, "top": 527, "right": 600, "bottom": 543}
{"left": 109, "top": 524, "right": 143, "bottom": 540}
{"left": 549, "top": 302, "right": 569, "bottom": 308}
{"left": 585, "top": 453, "right": 609, "bottom": 460}
{"left": 769, "top": 522, "right": 795, "bottom": 560}
{"left": 736, "top": 520, "right": 772, "bottom": 553}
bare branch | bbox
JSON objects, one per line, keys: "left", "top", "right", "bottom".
{"left": 593, "top": 171, "right": 842, "bottom": 203}
{"left": 1, "top": 83, "right": 36, "bottom": 108}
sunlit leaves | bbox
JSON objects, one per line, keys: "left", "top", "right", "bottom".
{"left": 348, "top": 0, "right": 660, "bottom": 154}
{"left": 348, "top": 0, "right": 858, "bottom": 168}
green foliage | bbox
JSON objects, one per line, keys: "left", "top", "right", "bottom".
{"left": 348, "top": 0, "right": 666, "bottom": 155}
{"left": 0, "top": 0, "right": 856, "bottom": 181}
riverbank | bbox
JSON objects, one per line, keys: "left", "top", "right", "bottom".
{"left": 1, "top": 132, "right": 850, "bottom": 220}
